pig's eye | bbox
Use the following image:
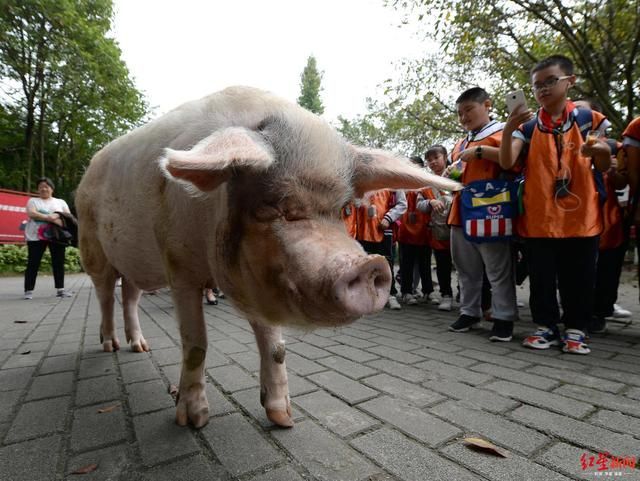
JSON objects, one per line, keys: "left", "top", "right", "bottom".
{"left": 284, "top": 209, "right": 308, "bottom": 221}
{"left": 254, "top": 205, "right": 281, "bottom": 222}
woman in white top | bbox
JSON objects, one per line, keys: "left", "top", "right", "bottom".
{"left": 24, "top": 177, "right": 72, "bottom": 299}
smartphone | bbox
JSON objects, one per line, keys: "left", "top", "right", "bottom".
{"left": 506, "top": 89, "right": 527, "bottom": 114}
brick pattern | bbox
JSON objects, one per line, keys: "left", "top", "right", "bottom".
{"left": 0, "top": 273, "right": 639, "bottom": 480}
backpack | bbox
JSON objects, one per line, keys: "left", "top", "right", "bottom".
{"left": 460, "top": 179, "right": 519, "bottom": 243}
{"left": 520, "top": 108, "right": 607, "bottom": 205}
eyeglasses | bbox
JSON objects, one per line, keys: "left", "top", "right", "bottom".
{"left": 532, "top": 75, "right": 571, "bottom": 92}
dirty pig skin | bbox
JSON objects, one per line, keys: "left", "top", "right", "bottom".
{"left": 75, "top": 86, "right": 461, "bottom": 428}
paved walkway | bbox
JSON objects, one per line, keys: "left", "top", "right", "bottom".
{"left": 1, "top": 272, "right": 639, "bottom": 481}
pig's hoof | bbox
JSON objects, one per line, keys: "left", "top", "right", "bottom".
{"left": 103, "top": 338, "right": 120, "bottom": 352}
{"left": 175, "top": 389, "right": 209, "bottom": 428}
{"left": 266, "top": 408, "right": 294, "bottom": 428}
{"left": 130, "top": 337, "right": 150, "bottom": 352}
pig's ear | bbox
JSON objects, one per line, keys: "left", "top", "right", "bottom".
{"left": 162, "top": 127, "right": 274, "bottom": 191}
{"left": 351, "top": 147, "right": 462, "bottom": 197}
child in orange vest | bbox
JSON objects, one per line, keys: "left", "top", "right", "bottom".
{"left": 418, "top": 145, "right": 454, "bottom": 310}
{"left": 355, "top": 190, "right": 407, "bottom": 310}
{"left": 574, "top": 100, "right": 631, "bottom": 333}
{"left": 501, "top": 55, "right": 611, "bottom": 355}
{"left": 447, "top": 87, "right": 518, "bottom": 341}
{"left": 397, "top": 185, "right": 433, "bottom": 306}
{"left": 623, "top": 116, "right": 640, "bottom": 304}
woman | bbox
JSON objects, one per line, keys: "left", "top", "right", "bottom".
{"left": 23, "top": 177, "right": 72, "bottom": 299}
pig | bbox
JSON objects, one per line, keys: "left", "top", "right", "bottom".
{"left": 75, "top": 86, "right": 460, "bottom": 428}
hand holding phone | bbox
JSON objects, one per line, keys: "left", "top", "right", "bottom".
{"left": 506, "top": 90, "right": 527, "bottom": 114}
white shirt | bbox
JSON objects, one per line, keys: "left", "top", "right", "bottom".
{"left": 25, "top": 197, "right": 70, "bottom": 242}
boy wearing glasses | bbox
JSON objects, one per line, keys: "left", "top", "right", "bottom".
{"left": 500, "top": 55, "right": 611, "bottom": 355}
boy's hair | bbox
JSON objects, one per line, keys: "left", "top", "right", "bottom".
{"left": 531, "top": 54, "right": 574, "bottom": 77}
{"left": 456, "top": 87, "right": 490, "bottom": 105}
{"left": 425, "top": 145, "right": 448, "bottom": 160}
{"left": 409, "top": 155, "right": 423, "bottom": 166}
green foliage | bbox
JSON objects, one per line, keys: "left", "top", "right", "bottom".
{"left": 0, "top": 244, "right": 82, "bottom": 274}
{"left": 341, "top": 0, "right": 639, "bottom": 151}
{"left": 0, "top": 0, "right": 149, "bottom": 198}
{"left": 297, "top": 55, "right": 325, "bottom": 115}
{"left": 389, "top": 0, "right": 640, "bottom": 136}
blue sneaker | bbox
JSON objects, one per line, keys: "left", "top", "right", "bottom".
{"left": 562, "top": 329, "right": 590, "bottom": 355}
{"left": 522, "top": 326, "right": 560, "bottom": 349}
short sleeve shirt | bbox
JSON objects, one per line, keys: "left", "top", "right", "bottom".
{"left": 25, "top": 197, "right": 70, "bottom": 241}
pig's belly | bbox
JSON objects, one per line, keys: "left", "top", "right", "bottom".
{"left": 97, "top": 216, "right": 168, "bottom": 291}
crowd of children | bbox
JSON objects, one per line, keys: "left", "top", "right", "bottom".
{"left": 342, "top": 54, "right": 638, "bottom": 356}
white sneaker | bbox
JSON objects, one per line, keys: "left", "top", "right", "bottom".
{"left": 401, "top": 293, "right": 418, "bottom": 305}
{"left": 387, "top": 296, "right": 402, "bottom": 310}
{"left": 612, "top": 304, "right": 632, "bottom": 319}
{"left": 23, "top": 291, "right": 33, "bottom": 300}
{"left": 438, "top": 295, "right": 452, "bottom": 311}
{"left": 427, "top": 292, "right": 441, "bottom": 305}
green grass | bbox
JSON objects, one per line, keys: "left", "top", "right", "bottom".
{"left": 0, "top": 244, "right": 83, "bottom": 275}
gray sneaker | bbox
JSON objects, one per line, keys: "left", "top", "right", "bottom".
{"left": 23, "top": 291, "right": 33, "bottom": 300}
{"left": 56, "top": 289, "right": 73, "bottom": 298}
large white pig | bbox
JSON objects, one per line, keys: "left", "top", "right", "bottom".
{"left": 75, "top": 86, "right": 460, "bottom": 428}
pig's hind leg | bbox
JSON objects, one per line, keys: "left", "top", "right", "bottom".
{"left": 121, "top": 278, "right": 149, "bottom": 352}
{"left": 82, "top": 240, "right": 120, "bottom": 352}
{"left": 249, "top": 320, "right": 293, "bottom": 428}
{"left": 92, "top": 268, "right": 120, "bottom": 352}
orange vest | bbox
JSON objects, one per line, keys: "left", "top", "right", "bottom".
{"left": 448, "top": 122, "right": 504, "bottom": 226}
{"left": 341, "top": 203, "right": 357, "bottom": 239}
{"left": 623, "top": 117, "right": 640, "bottom": 143}
{"left": 517, "top": 111, "right": 605, "bottom": 238}
{"left": 397, "top": 190, "right": 431, "bottom": 246}
{"left": 356, "top": 191, "right": 394, "bottom": 243}
{"left": 599, "top": 172, "right": 624, "bottom": 249}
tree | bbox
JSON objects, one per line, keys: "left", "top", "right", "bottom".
{"left": 0, "top": 0, "right": 148, "bottom": 198}
{"left": 389, "top": 0, "right": 640, "bottom": 135}
{"left": 340, "top": 0, "right": 639, "bottom": 152}
{"left": 297, "top": 55, "right": 325, "bottom": 115}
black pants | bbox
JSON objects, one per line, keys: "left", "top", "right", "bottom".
{"left": 24, "top": 240, "right": 66, "bottom": 291}
{"left": 433, "top": 248, "right": 453, "bottom": 297}
{"left": 594, "top": 242, "right": 627, "bottom": 319}
{"left": 399, "top": 243, "right": 433, "bottom": 295}
{"left": 360, "top": 238, "right": 398, "bottom": 295}
{"left": 525, "top": 237, "right": 599, "bottom": 331}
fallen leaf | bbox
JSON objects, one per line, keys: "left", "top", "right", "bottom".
{"left": 20, "top": 350, "right": 31, "bottom": 355}
{"left": 169, "top": 385, "right": 179, "bottom": 404}
{"left": 463, "top": 437, "right": 509, "bottom": 458}
{"left": 71, "top": 463, "right": 98, "bottom": 475}
{"left": 14, "top": 320, "right": 27, "bottom": 324}
{"left": 97, "top": 404, "right": 119, "bottom": 414}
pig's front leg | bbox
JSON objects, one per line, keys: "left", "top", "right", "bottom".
{"left": 249, "top": 320, "right": 293, "bottom": 428}
{"left": 171, "top": 286, "right": 209, "bottom": 428}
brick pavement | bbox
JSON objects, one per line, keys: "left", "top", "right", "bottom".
{"left": 1, "top": 272, "right": 639, "bottom": 481}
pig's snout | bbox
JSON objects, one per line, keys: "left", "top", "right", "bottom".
{"left": 332, "top": 255, "right": 391, "bottom": 317}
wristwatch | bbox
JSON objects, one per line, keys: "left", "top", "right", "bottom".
{"left": 475, "top": 146, "right": 483, "bottom": 159}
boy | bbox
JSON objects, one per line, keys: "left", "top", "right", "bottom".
{"left": 622, "top": 116, "right": 640, "bottom": 303}
{"left": 447, "top": 87, "right": 518, "bottom": 341}
{"left": 418, "top": 145, "right": 454, "bottom": 310}
{"left": 501, "top": 55, "right": 611, "bottom": 354}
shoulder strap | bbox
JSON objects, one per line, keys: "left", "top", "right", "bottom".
{"left": 573, "top": 108, "right": 594, "bottom": 141}
{"left": 521, "top": 118, "right": 537, "bottom": 143}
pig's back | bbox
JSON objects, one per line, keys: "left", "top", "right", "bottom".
{"left": 77, "top": 87, "right": 291, "bottom": 287}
